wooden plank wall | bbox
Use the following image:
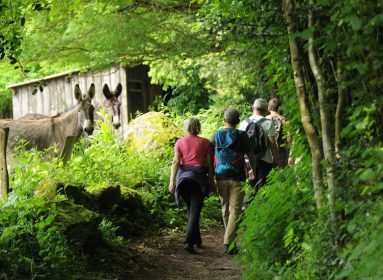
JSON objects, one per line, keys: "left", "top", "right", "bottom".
{"left": 11, "top": 66, "right": 129, "bottom": 136}
{"left": 11, "top": 66, "right": 162, "bottom": 139}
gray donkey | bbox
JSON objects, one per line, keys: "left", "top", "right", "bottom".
{"left": 0, "top": 84, "right": 95, "bottom": 155}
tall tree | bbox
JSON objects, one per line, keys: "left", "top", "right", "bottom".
{"left": 307, "top": 0, "right": 337, "bottom": 224}
{"left": 282, "top": 0, "right": 324, "bottom": 209}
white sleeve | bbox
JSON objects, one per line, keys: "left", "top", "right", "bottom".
{"left": 239, "top": 120, "right": 248, "bottom": 131}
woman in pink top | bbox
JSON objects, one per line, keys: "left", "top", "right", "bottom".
{"left": 169, "top": 118, "right": 215, "bottom": 253}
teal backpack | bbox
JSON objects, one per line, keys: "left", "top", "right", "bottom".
{"left": 214, "top": 129, "right": 244, "bottom": 178}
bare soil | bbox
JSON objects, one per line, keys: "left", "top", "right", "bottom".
{"left": 84, "top": 227, "right": 242, "bottom": 280}
{"left": 131, "top": 227, "right": 241, "bottom": 280}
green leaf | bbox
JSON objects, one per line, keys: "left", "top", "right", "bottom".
{"left": 359, "top": 169, "right": 376, "bottom": 181}
{"left": 353, "top": 63, "right": 369, "bottom": 75}
{"left": 347, "top": 222, "right": 357, "bottom": 233}
{"left": 356, "top": 121, "right": 367, "bottom": 130}
{"left": 349, "top": 16, "right": 364, "bottom": 31}
{"left": 301, "top": 242, "right": 312, "bottom": 252}
{"left": 296, "top": 27, "right": 315, "bottom": 40}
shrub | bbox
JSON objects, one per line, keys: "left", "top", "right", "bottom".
{"left": 238, "top": 155, "right": 316, "bottom": 279}
{"left": 0, "top": 148, "right": 73, "bottom": 279}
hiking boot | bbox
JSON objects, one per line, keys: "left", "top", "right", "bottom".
{"left": 227, "top": 246, "right": 239, "bottom": 255}
{"left": 224, "top": 244, "right": 239, "bottom": 255}
{"left": 224, "top": 244, "right": 229, "bottom": 253}
{"left": 184, "top": 244, "right": 196, "bottom": 254}
{"left": 195, "top": 240, "right": 204, "bottom": 249}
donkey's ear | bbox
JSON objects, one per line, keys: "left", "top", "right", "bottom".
{"left": 114, "top": 83, "right": 122, "bottom": 97}
{"left": 103, "top": 84, "right": 113, "bottom": 100}
{"left": 74, "top": 84, "right": 82, "bottom": 101}
{"left": 87, "top": 83, "right": 95, "bottom": 100}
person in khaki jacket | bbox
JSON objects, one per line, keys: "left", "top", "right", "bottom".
{"left": 211, "top": 108, "right": 257, "bottom": 255}
{"left": 266, "top": 98, "right": 293, "bottom": 167}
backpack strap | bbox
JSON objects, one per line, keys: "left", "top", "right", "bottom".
{"left": 257, "top": 117, "right": 267, "bottom": 124}
{"left": 245, "top": 118, "right": 252, "bottom": 132}
{"left": 245, "top": 117, "right": 267, "bottom": 131}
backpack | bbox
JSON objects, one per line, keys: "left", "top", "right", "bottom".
{"left": 245, "top": 118, "right": 268, "bottom": 159}
{"left": 271, "top": 117, "right": 285, "bottom": 148}
{"left": 214, "top": 129, "right": 244, "bottom": 178}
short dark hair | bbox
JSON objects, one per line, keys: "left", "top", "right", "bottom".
{"left": 223, "top": 108, "right": 240, "bottom": 126}
{"left": 268, "top": 98, "right": 281, "bottom": 112}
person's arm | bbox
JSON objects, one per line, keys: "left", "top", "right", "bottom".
{"left": 169, "top": 151, "right": 181, "bottom": 194}
{"left": 281, "top": 118, "right": 294, "bottom": 165}
{"left": 266, "top": 120, "right": 280, "bottom": 167}
{"left": 246, "top": 151, "right": 257, "bottom": 177}
{"left": 207, "top": 150, "right": 216, "bottom": 193}
{"left": 268, "top": 136, "right": 280, "bottom": 167}
{"left": 242, "top": 132, "right": 257, "bottom": 177}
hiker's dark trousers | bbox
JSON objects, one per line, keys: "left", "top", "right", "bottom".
{"left": 244, "top": 160, "right": 273, "bottom": 205}
{"left": 253, "top": 160, "right": 274, "bottom": 191}
{"left": 179, "top": 179, "right": 204, "bottom": 246}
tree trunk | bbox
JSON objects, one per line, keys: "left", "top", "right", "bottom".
{"left": 283, "top": 0, "right": 325, "bottom": 209}
{"left": 307, "top": 0, "right": 337, "bottom": 225}
{"left": 335, "top": 61, "right": 345, "bottom": 159}
{"left": 0, "top": 128, "right": 9, "bottom": 199}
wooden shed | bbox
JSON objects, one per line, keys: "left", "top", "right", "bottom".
{"left": 8, "top": 65, "right": 162, "bottom": 137}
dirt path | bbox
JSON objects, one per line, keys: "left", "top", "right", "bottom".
{"left": 131, "top": 227, "right": 241, "bottom": 280}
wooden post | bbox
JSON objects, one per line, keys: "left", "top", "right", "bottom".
{"left": 0, "top": 128, "right": 9, "bottom": 199}
{"left": 60, "top": 135, "right": 76, "bottom": 164}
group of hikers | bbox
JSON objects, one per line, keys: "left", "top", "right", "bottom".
{"left": 168, "top": 98, "right": 290, "bottom": 255}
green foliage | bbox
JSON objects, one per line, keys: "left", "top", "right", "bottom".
{"left": 98, "top": 219, "right": 123, "bottom": 247}
{"left": 200, "top": 195, "right": 221, "bottom": 228}
{"left": 167, "top": 79, "right": 210, "bottom": 115}
{"left": 337, "top": 200, "right": 383, "bottom": 278}
{"left": 0, "top": 148, "right": 72, "bottom": 279}
{"left": 0, "top": 62, "right": 23, "bottom": 118}
{"left": 238, "top": 155, "right": 317, "bottom": 279}
{"left": 0, "top": 0, "right": 382, "bottom": 278}
{"left": 0, "top": 111, "right": 184, "bottom": 277}
{"left": 54, "top": 112, "right": 184, "bottom": 231}
{"left": 13, "top": 0, "right": 212, "bottom": 74}
{"left": 0, "top": 0, "right": 50, "bottom": 67}
{"left": 333, "top": 146, "right": 383, "bottom": 278}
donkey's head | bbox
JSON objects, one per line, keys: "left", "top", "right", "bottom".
{"left": 74, "top": 83, "right": 95, "bottom": 135}
{"left": 103, "top": 83, "right": 122, "bottom": 129}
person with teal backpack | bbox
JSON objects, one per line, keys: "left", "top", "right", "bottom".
{"left": 212, "top": 108, "right": 257, "bottom": 255}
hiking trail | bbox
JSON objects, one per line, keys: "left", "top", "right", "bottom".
{"left": 132, "top": 227, "right": 241, "bottom": 280}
